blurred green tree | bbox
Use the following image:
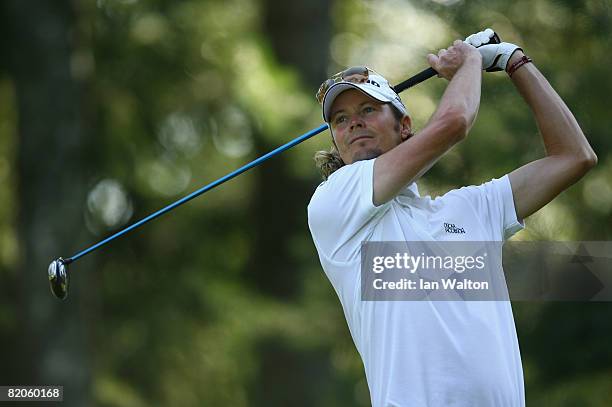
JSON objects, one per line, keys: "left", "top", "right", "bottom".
{"left": 1, "top": 0, "right": 94, "bottom": 405}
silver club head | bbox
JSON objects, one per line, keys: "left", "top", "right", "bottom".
{"left": 48, "top": 258, "right": 69, "bottom": 300}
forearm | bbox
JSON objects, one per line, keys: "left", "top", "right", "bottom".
{"left": 429, "top": 55, "right": 483, "bottom": 135}
{"left": 508, "top": 51, "right": 597, "bottom": 161}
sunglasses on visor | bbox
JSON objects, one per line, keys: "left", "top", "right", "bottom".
{"left": 316, "top": 66, "right": 382, "bottom": 105}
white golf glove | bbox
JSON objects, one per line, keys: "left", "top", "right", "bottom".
{"left": 465, "top": 28, "right": 522, "bottom": 72}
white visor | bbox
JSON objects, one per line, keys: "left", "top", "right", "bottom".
{"left": 322, "top": 72, "right": 408, "bottom": 123}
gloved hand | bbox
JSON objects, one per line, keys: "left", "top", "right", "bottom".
{"left": 464, "top": 28, "right": 522, "bottom": 72}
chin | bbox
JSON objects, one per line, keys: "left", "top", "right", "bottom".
{"left": 352, "top": 148, "right": 383, "bottom": 163}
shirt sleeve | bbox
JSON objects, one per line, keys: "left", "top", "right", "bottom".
{"left": 307, "top": 159, "right": 389, "bottom": 261}
{"left": 450, "top": 174, "right": 524, "bottom": 241}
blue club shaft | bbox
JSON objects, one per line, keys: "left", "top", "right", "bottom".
{"left": 66, "top": 123, "right": 329, "bottom": 264}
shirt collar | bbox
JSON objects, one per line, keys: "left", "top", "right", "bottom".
{"left": 400, "top": 182, "right": 420, "bottom": 198}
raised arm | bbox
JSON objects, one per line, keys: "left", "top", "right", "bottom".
{"left": 373, "top": 40, "right": 482, "bottom": 205}
{"left": 463, "top": 29, "right": 598, "bottom": 221}
{"left": 504, "top": 50, "right": 597, "bottom": 220}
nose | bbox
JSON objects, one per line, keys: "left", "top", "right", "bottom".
{"left": 349, "top": 113, "right": 365, "bottom": 131}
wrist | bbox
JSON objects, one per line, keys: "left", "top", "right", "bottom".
{"left": 458, "top": 53, "right": 482, "bottom": 74}
{"left": 465, "top": 51, "right": 483, "bottom": 65}
{"left": 505, "top": 49, "right": 525, "bottom": 73}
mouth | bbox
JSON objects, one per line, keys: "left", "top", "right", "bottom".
{"left": 350, "top": 135, "right": 373, "bottom": 145}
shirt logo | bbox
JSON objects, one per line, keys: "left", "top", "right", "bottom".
{"left": 444, "top": 222, "right": 466, "bottom": 234}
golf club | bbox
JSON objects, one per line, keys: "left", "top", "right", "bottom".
{"left": 48, "top": 32, "right": 501, "bottom": 300}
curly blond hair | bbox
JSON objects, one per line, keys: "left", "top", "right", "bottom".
{"left": 313, "top": 145, "right": 345, "bottom": 180}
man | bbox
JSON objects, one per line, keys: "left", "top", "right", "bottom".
{"left": 307, "top": 29, "right": 597, "bottom": 406}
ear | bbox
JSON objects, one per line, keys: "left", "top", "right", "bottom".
{"left": 399, "top": 115, "right": 413, "bottom": 141}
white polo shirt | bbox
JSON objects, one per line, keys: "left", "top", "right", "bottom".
{"left": 307, "top": 158, "right": 525, "bottom": 407}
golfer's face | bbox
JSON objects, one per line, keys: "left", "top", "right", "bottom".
{"left": 329, "top": 89, "right": 403, "bottom": 164}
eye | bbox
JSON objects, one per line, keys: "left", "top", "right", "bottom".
{"left": 362, "top": 106, "right": 375, "bottom": 114}
{"left": 334, "top": 114, "right": 347, "bottom": 125}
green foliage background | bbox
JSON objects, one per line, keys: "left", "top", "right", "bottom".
{"left": 0, "top": 0, "right": 610, "bottom": 405}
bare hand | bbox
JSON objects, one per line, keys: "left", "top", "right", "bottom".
{"left": 427, "top": 40, "right": 482, "bottom": 80}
